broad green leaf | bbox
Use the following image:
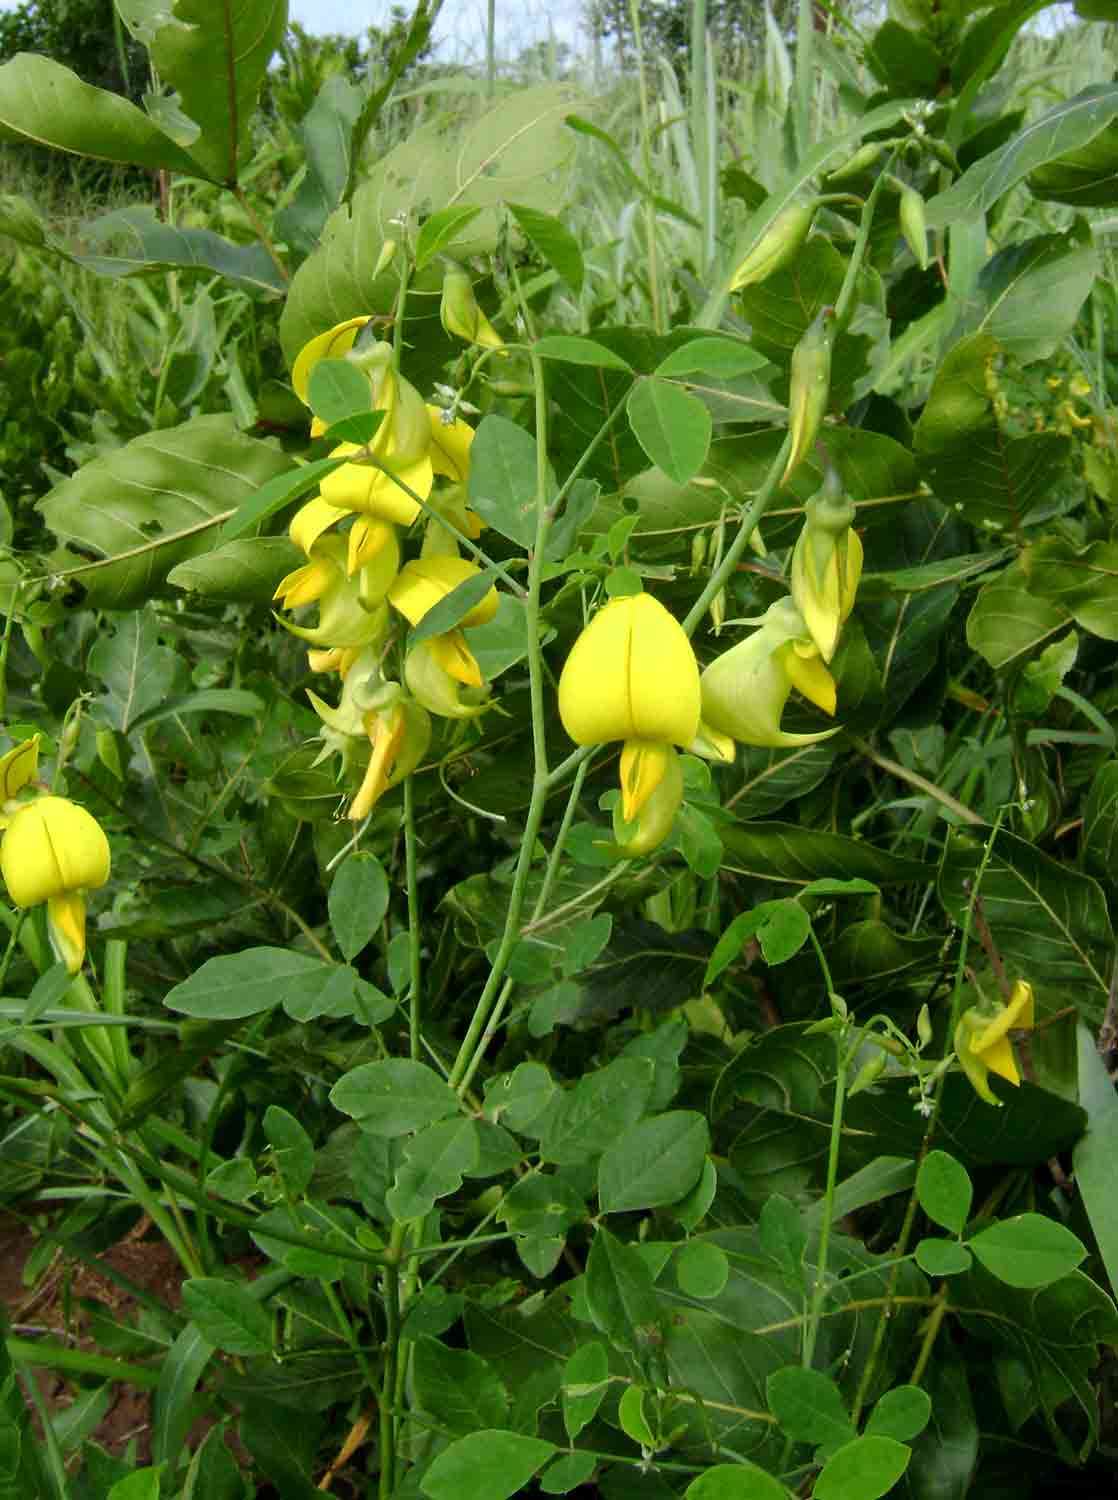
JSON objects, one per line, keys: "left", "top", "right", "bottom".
{"left": 533, "top": 334, "right": 633, "bottom": 370}
{"left": 966, "top": 562, "right": 1072, "bottom": 669}
{"left": 706, "top": 900, "right": 811, "bottom": 987}
{"left": 329, "top": 853, "right": 391, "bottom": 961}
{"left": 220, "top": 454, "right": 348, "bottom": 542}
{"left": 88, "top": 611, "right": 181, "bottom": 735}
{"left": 73, "top": 204, "right": 285, "bottom": 292}
{"left": 39, "top": 415, "right": 292, "bottom": 607}
{"left": 330, "top": 1059, "right": 458, "bottom": 1136}
{"left": 1073, "top": 1024, "right": 1118, "bottom": 1298}
{"left": 467, "top": 415, "right": 541, "bottom": 547}
{"left": 128, "top": 688, "right": 265, "bottom": 735}
{"left": 719, "top": 823, "right": 930, "bottom": 887}
{"left": 730, "top": 744, "right": 837, "bottom": 820}
{"left": 141, "top": 0, "right": 288, "bottom": 184}
{"left": 0, "top": 53, "right": 202, "bottom": 175}
{"left": 562, "top": 1341, "right": 610, "bottom": 1442}
{"left": 539, "top": 1452, "right": 597, "bottom": 1494}
{"left": 280, "top": 83, "right": 580, "bottom": 368}
{"left": 1023, "top": 536, "right": 1118, "bottom": 642}
{"left": 915, "top": 1239, "right": 973, "bottom": 1277}
{"left": 420, "top": 1431, "right": 555, "bottom": 1500}
{"left": 181, "top": 1279, "right": 272, "bottom": 1357}
{"left": 238, "top": 1395, "right": 323, "bottom": 1500}
{"left": 901, "top": 1354, "right": 977, "bottom": 1500}
{"left": 814, "top": 1435, "right": 910, "bottom": 1499}
{"left": 939, "top": 825, "right": 1112, "bottom": 996}
{"left": 766, "top": 1366, "right": 855, "bottom": 1449}
{"left": 584, "top": 1225, "right": 662, "bottom": 1355}
{"left": 1029, "top": 108, "right": 1118, "bottom": 205}
{"left": 275, "top": 75, "right": 363, "bottom": 257}
{"left": 865, "top": 1385, "right": 931, "bottom": 1443}
{"left": 684, "top": 1465, "right": 791, "bottom": 1500}
{"left": 968, "top": 1213, "right": 1086, "bottom": 1289}
{"left": 627, "top": 378, "right": 712, "bottom": 485}
{"left": 925, "top": 82, "right": 1118, "bottom": 227}
{"left": 507, "top": 201, "right": 584, "bottom": 293}
{"left": 167, "top": 537, "right": 301, "bottom": 602}
{"left": 108, "top": 1472, "right": 161, "bottom": 1500}
{"left": 537, "top": 1057, "right": 655, "bottom": 1164}
{"left": 387, "top": 1117, "right": 479, "bottom": 1219}
{"left": 263, "top": 1106, "right": 315, "bottom": 1198}
{"left": 916, "top": 1150, "right": 973, "bottom": 1235}
{"left": 412, "top": 1338, "right": 509, "bottom": 1436}
{"left": 181, "top": 1425, "right": 242, "bottom": 1500}
{"left": 163, "top": 948, "right": 336, "bottom": 1021}
{"left": 598, "top": 1111, "right": 709, "bottom": 1212}
{"left": 655, "top": 337, "right": 767, "bottom": 379}
{"left": 415, "top": 204, "right": 485, "bottom": 269}
{"left": 675, "top": 1241, "right": 730, "bottom": 1299}
{"left": 306, "top": 358, "right": 372, "bottom": 425}
{"left": 963, "top": 224, "right": 1097, "bottom": 363}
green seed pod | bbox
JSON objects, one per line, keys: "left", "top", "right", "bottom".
{"left": 782, "top": 306, "right": 835, "bottom": 487}
{"left": 899, "top": 185, "right": 929, "bottom": 270}
{"left": 848, "top": 1051, "right": 887, "bottom": 1097}
{"left": 729, "top": 200, "right": 816, "bottom": 293}
{"left": 825, "top": 140, "right": 891, "bottom": 183}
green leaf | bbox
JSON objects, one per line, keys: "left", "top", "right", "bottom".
{"left": 329, "top": 853, "right": 390, "bottom": 961}
{"left": 181, "top": 1278, "right": 272, "bottom": 1357}
{"left": 1029, "top": 108, "right": 1118, "bottom": 205}
{"left": 865, "top": 1385, "right": 931, "bottom": 1443}
{"left": 627, "top": 379, "right": 712, "bottom": 486}
{"left": 167, "top": 537, "right": 301, "bottom": 602}
{"left": 220, "top": 454, "right": 348, "bottom": 541}
{"left": 814, "top": 1434, "right": 910, "bottom": 1500}
{"left": 263, "top": 1106, "right": 315, "bottom": 1198}
{"left": 387, "top": 1117, "right": 479, "bottom": 1219}
{"left": 280, "top": 83, "right": 579, "bottom": 369}
{"left": 968, "top": 1213, "right": 1086, "bottom": 1289}
{"left": 539, "top": 1452, "right": 597, "bottom": 1494}
{"left": 306, "top": 358, "right": 372, "bottom": 425}
{"left": 562, "top": 1341, "right": 610, "bottom": 1442}
{"left": 683, "top": 1465, "right": 791, "bottom": 1500}
{"left": 40, "top": 415, "right": 292, "bottom": 608}
{"left": 181, "top": 1425, "right": 242, "bottom": 1500}
{"left": 416, "top": 205, "right": 485, "bottom": 269}
{"left": 420, "top": 1431, "right": 555, "bottom": 1500}
{"left": 329, "top": 1059, "right": 459, "bottom": 1137}
{"left": 537, "top": 1057, "right": 655, "bottom": 1165}
{"left": 939, "top": 825, "right": 1113, "bottom": 997}
{"left": 654, "top": 337, "right": 767, "bottom": 379}
{"left": 598, "top": 1111, "right": 710, "bottom": 1212}
{"left": 164, "top": 947, "right": 337, "bottom": 1021}
{"left": 914, "top": 1239, "right": 973, "bottom": 1277}
{"left": 239, "top": 1395, "right": 323, "bottom": 1500}
{"left": 916, "top": 1151, "right": 973, "bottom": 1235}
{"left": 720, "top": 823, "right": 930, "bottom": 887}
{"left": 72, "top": 204, "right": 285, "bottom": 293}
{"left": 0, "top": 54, "right": 203, "bottom": 175}
{"left": 465, "top": 595, "right": 544, "bottom": 681}
{"left": 275, "top": 75, "right": 363, "bottom": 257}
{"left": 533, "top": 335, "right": 633, "bottom": 370}
{"left": 507, "top": 202, "right": 584, "bottom": 294}
{"left": 963, "top": 225, "right": 1097, "bottom": 364}
{"left": 902, "top": 1353, "right": 977, "bottom": 1500}
{"left": 467, "top": 415, "right": 541, "bottom": 548}
{"left": 759, "top": 1194, "right": 807, "bottom": 1276}
{"left": 87, "top": 611, "right": 180, "bottom": 735}
{"left": 675, "top": 1241, "right": 730, "bottom": 1300}
{"left": 730, "top": 744, "right": 837, "bottom": 820}
{"left": 108, "top": 1472, "right": 161, "bottom": 1500}
{"left": 1073, "top": 1024, "right": 1118, "bottom": 1298}
{"left": 140, "top": 0, "right": 288, "bottom": 185}
{"left": 412, "top": 1338, "right": 508, "bottom": 1435}
{"left": 128, "top": 688, "right": 264, "bottom": 735}
{"left": 966, "top": 562, "right": 1072, "bottom": 669}
{"left": 1023, "top": 536, "right": 1118, "bottom": 642}
{"left": 766, "top": 1366, "right": 855, "bottom": 1449}
{"left": 410, "top": 571, "right": 499, "bottom": 648}
{"left": 925, "top": 82, "right": 1118, "bottom": 227}
{"left": 584, "top": 1225, "right": 662, "bottom": 1356}
{"left": 23, "top": 963, "right": 75, "bottom": 1027}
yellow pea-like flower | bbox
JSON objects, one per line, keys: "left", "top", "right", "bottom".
{"left": 0, "top": 734, "right": 41, "bottom": 823}
{"left": 954, "top": 981, "right": 1035, "bottom": 1106}
{"left": 1, "top": 795, "right": 111, "bottom": 973}
{"left": 291, "top": 315, "right": 373, "bottom": 405}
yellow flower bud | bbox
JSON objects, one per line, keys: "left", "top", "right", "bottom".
{"left": 427, "top": 408, "right": 476, "bottom": 485}
{"left": 440, "top": 267, "right": 506, "bottom": 353}
{"left": 1, "top": 795, "right": 110, "bottom": 973}
{"left": 349, "top": 699, "right": 432, "bottom": 821}
{"left": 700, "top": 598, "right": 840, "bottom": 748}
{"left": 789, "top": 473, "right": 864, "bottom": 662}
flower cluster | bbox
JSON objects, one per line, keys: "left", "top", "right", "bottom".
{"left": 0, "top": 736, "right": 110, "bottom": 973}
{"left": 276, "top": 318, "right": 499, "bottom": 821}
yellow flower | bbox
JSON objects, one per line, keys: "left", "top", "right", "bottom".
{"left": 0, "top": 795, "right": 110, "bottom": 973}
{"left": 700, "top": 598, "right": 840, "bottom": 749}
{"left": 307, "top": 658, "right": 431, "bottom": 820}
{"left": 289, "top": 495, "right": 398, "bottom": 578}
{"left": 388, "top": 556, "right": 499, "bottom": 713}
{"left": 0, "top": 734, "right": 41, "bottom": 825}
{"left": 954, "top": 981, "right": 1035, "bottom": 1106}
{"left": 274, "top": 535, "right": 397, "bottom": 648}
{"left": 291, "top": 315, "right": 373, "bottom": 405}
{"left": 789, "top": 474, "right": 864, "bottom": 662}
{"left": 320, "top": 359, "right": 435, "bottom": 526}
{"left": 558, "top": 592, "right": 700, "bottom": 840}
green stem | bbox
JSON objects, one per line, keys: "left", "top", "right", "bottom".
{"left": 378, "top": 1231, "right": 404, "bottom": 1499}
{"left": 323, "top": 1280, "right": 378, "bottom": 1395}
{"left": 910, "top": 1286, "right": 949, "bottom": 1386}
{"left": 628, "top": 0, "right": 663, "bottom": 333}
{"left": 801, "top": 926, "right": 847, "bottom": 1371}
{"left": 0, "top": 912, "right": 26, "bottom": 994}
{"left": 846, "top": 734, "right": 985, "bottom": 827}
{"left": 795, "top": 0, "right": 815, "bottom": 155}
{"left": 404, "top": 776, "right": 422, "bottom": 1061}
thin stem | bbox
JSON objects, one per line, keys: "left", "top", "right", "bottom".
{"left": 485, "top": 0, "right": 496, "bottom": 100}
{"left": 404, "top": 777, "right": 422, "bottom": 1061}
{"left": 801, "top": 924, "right": 847, "bottom": 1372}
{"left": 531, "top": 760, "right": 589, "bottom": 922}
{"left": 378, "top": 1233, "right": 404, "bottom": 1500}
{"left": 845, "top": 735, "right": 985, "bottom": 827}
{"left": 0, "top": 911, "right": 26, "bottom": 994}
{"left": 628, "top": 0, "right": 663, "bottom": 333}
{"left": 233, "top": 184, "right": 289, "bottom": 285}
{"left": 910, "top": 1286, "right": 949, "bottom": 1386}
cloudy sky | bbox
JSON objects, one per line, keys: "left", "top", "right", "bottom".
{"left": 294, "top": 0, "right": 588, "bottom": 59}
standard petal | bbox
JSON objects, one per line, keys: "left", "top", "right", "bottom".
{"left": 292, "top": 316, "right": 372, "bottom": 404}
{"left": 290, "top": 495, "right": 345, "bottom": 556}
{"left": 627, "top": 594, "right": 701, "bottom": 744}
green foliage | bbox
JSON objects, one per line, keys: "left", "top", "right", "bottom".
{"left": 3, "top": 2, "right": 1118, "bottom": 1497}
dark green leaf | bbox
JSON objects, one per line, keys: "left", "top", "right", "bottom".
{"left": 916, "top": 1151, "right": 973, "bottom": 1236}
{"left": 720, "top": 823, "right": 930, "bottom": 887}
{"left": 181, "top": 1279, "right": 272, "bottom": 1357}
{"left": 534, "top": 335, "right": 633, "bottom": 370}
{"left": 329, "top": 853, "right": 391, "bottom": 961}
{"left": 584, "top": 1225, "right": 663, "bottom": 1356}
{"left": 598, "top": 1111, "right": 709, "bottom": 1212}
{"left": 507, "top": 202, "right": 584, "bottom": 293}
{"left": 410, "top": 571, "right": 499, "bottom": 648}
{"left": 968, "top": 1213, "right": 1086, "bottom": 1289}
{"left": 163, "top": 948, "right": 333, "bottom": 1021}
{"left": 626, "top": 379, "right": 712, "bottom": 485}
{"left": 420, "top": 1431, "right": 555, "bottom": 1500}
{"left": 330, "top": 1059, "right": 459, "bottom": 1137}
{"left": 167, "top": 537, "right": 302, "bottom": 603}
{"left": 1073, "top": 1024, "right": 1118, "bottom": 1299}
{"left": 387, "top": 1118, "right": 479, "bottom": 1219}
{"left": 766, "top": 1366, "right": 855, "bottom": 1449}
{"left": 814, "top": 1435, "right": 910, "bottom": 1500}
{"left": 413, "top": 1338, "right": 509, "bottom": 1435}
{"left": 538, "top": 1057, "right": 655, "bottom": 1165}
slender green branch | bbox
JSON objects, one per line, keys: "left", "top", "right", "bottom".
{"left": 404, "top": 776, "right": 422, "bottom": 1061}
{"left": 845, "top": 734, "right": 985, "bottom": 827}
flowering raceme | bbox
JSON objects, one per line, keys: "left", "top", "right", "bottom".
{"left": 558, "top": 593, "right": 701, "bottom": 854}
{"left": 388, "top": 556, "right": 499, "bottom": 718}
{"left": 700, "top": 598, "right": 840, "bottom": 749}
{"left": 790, "top": 472, "right": 863, "bottom": 662}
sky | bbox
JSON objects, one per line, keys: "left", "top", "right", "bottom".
{"left": 298, "top": 0, "right": 588, "bottom": 61}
